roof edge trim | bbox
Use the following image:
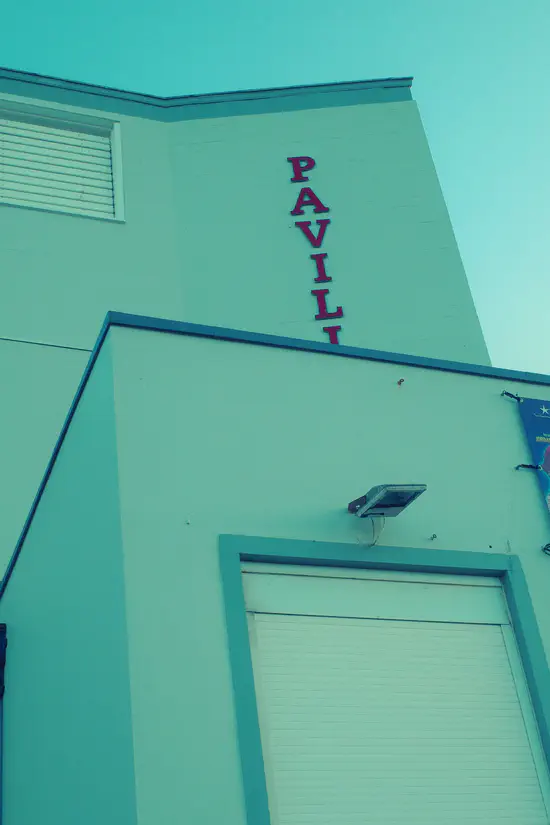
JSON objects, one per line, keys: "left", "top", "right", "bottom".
{"left": 107, "top": 311, "right": 550, "bottom": 386}
{"left": 0, "top": 67, "right": 413, "bottom": 120}
{"left": 2, "top": 310, "right": 546, "bottom": 602}
{"left": 0, "top": 67, "right": 413, "bottom": 105}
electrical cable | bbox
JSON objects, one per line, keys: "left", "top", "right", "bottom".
{"left": 369, "top": 515, "right": 386, "bottom": 546}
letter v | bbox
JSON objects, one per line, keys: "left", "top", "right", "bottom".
{"left": 294, "top": 219, "right": 331, "bottom": 249}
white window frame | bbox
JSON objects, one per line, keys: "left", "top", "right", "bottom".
{"left": 0, "top": 96, "right": 125, "bottom": 222}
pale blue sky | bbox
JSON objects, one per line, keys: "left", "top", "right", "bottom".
{"left": 2, "top": 0, "right": 549, "bottom": 372}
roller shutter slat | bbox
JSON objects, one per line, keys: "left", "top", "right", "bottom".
{"left": 0, "top": 195, "right": 113, "bottom": 219}
{"left": 0, "top": 117, "right": 110, "bottom": 147}
{"left": 0, "top": 135, "right": 110, "bottom": 162}
{"left": 0, "top": 181, "right": 113, "bottom": 208}
{"left": 0, "top": 161, "right": 112, "bottom": 186}
{"left": 0, "top": 168, "right": 113, "bottom": 196}
{"left": 0, "top": 151, "right": 110, "bottom": 176}
{"left": 0, "top": 189, "right": 114, "bottom": 218}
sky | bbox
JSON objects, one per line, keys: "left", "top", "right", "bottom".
{"left": 1, "top": 0, "right": 549, "bottom": 372}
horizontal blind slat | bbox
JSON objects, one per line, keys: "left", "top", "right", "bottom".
{"left": 0, "top": 143, "right": 111, "bottom": 172}
{"left": 0, "top": 179, "right": 113, "bottom": 207}
{"left": 0, "top": 127, "right": 110, "bottom": 154}
{"left": 0, "top": 158, "right": 112, "bottom": 185}
{"left": 0, "top": 118, "right": 110, "bottom": 147}
{"left": 0, "top": 167, "right": 113, "bottom": 196}
{"left": 0, "top": 134, "right": 111, "bottom": 161}
{"left": 0, "top": 154, "right": 112, "bottom": 182}
{"left": 0, "top": 191, "right": 114, "bottom": 218}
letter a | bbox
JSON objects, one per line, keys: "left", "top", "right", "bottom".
{"left": 290, "top": 187, "right": 329, "bottom": 216}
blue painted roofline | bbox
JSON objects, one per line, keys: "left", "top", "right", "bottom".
{"left": 1, "top": 309, "right": 550, "bottom": 601}
{"left": 0, "top": 66, "right": 413, "bottom": 120}
{"left": 107, "top": 311, "right": 550, "bottom": 386}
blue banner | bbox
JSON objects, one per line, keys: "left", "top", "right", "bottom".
{"left": 519, "top": 397, "right": 550, "bottom": 511}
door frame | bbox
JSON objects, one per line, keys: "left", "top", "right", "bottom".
{"left": 219, "top": 535, "right": 550, "bottom": 825}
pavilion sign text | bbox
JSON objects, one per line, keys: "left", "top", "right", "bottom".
{"left": 287, "top": 155, "right": 344, "bottom": 344}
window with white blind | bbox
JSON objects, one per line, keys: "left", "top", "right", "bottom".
{"left": 0, "top": 113, "right": 121, "bottom": 220}
{"left": 243, "top": 564, "right": 550, "bottom": 825}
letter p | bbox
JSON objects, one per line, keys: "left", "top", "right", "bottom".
{"left": 287, "top": 156, "right": 316, "bottom": 183}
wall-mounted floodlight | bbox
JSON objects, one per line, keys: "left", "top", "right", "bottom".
{"left": 348, "top": 484, "right": 427, "bottom": 519}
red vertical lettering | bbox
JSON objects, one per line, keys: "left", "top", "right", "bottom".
{"left": 295, "top": 219, "right": 330, "bottom": 248}
{"left": 311, "top": 289, "right": 344, "bottom": 320}
{"left": 290, "top": 187, "right": 330, "bottom": 216}
{"left": 287, "top": 156, "right": 316, "bottom": 183}
{"left": 310, "top": 253, "right": 331, "bottom": 283}
{"left": 323, "top": 325, "right": 342, "bottom": 344}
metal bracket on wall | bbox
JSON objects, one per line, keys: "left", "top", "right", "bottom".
{"left": 515, "top": 464, "right": 542, "bottom": 471}
{"left": 502, "top": 391, "right": 523, "bottom": 402}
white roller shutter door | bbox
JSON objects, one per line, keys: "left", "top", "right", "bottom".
{"left": 0, "top": 115, "right": 115, "bottom": 218}
{"left": 243, "top": 565, "right": 550, "bottom": 825}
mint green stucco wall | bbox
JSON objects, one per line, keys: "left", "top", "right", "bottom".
{"left": 0, "top": 85, "right": 490, "bottom": 576}
{"left": 0, "top": 341, "right": 88, "bottom": 563}
{"left": 0, "top": 340, "right": 137, "bottom": 825}
{"left": 0, "top": 93, "right": 487, "bottom": 360}
{"left": 170, "top": 100, "right": 487, "bottom": 361}
{"left": 98, "top": 325, "right": 546, "bottom": 825}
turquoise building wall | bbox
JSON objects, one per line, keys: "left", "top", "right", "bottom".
{"left": 109, "top": 325, "right": 550, "bottom": 825}
{"left": 0, "top": 68, "right": 517, "bottom": 825}
{"left": 0, "top": 79, "right": 487, "bottom": 358}
{"left": 0, "top": 341, "right": 88, "bottom": 567}
{"left": 0, "top": 340, "right": 137, "bottom": 825}
{"left": 1, "top": 317, "right": 546, "bottom": 825}
{"left": 0, "top": 70, "right": 489, "bottom": 574}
